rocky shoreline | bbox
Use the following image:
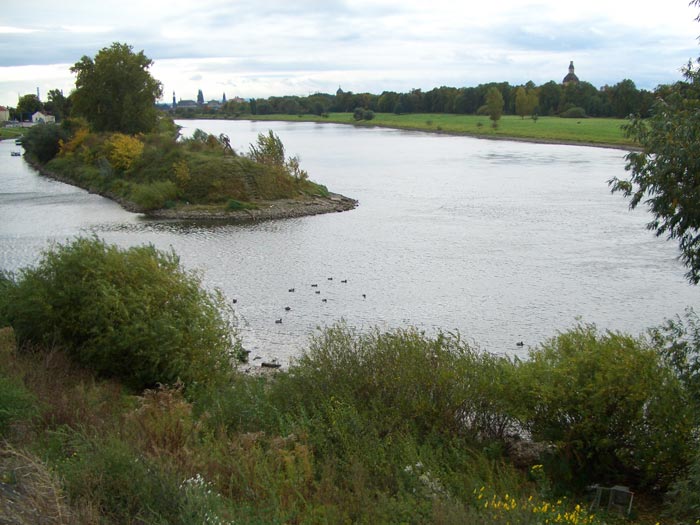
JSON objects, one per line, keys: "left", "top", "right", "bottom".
{"left": 145, "top": 193, "right": 358, "bottom": 221}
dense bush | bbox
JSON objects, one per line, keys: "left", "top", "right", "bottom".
{"left": 21, "top": 123, "right": 69, "bottom": 163}
{"left": 270, "top": 325, "right": 519, "bottom": 445}
{"left": 560, "top": 106, "right": 587, "bottom": 118}
{"left": 4, "top": 237, "right": 239, "bottom": 391}
{"left": 129, "top": 180, "right": 180, "bottom": 210}
{"left": 353, "top": 107, "right": 375, "bottom": 121}
{"left": 514, "top": 324, "right": 694, "bottom": 490}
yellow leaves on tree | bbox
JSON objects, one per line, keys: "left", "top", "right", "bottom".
{"left": 172, "top": 159, "right": 190, "bottom": 186}
{"left": 105, "top": 133, "right": 144, "bottom": 171}
{"left": 59, "top": 127, "right": 90, "bottom": 157}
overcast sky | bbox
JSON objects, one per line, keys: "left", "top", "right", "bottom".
{"left": 2, "top": 0, "right": 700, "bottom": 108}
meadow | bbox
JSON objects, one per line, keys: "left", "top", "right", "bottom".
{"left": 0, "top": 127, "right": 25, "bottom": 140}
{"left": 233, "top": 113, "right": 634, "bottom": 148}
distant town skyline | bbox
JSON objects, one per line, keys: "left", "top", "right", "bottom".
{"left": 2, "top": 0, "right": 700, "bottom": 108}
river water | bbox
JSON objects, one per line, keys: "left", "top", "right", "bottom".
{"left": 1, "top": 120, "right": 697, "bottom": 365}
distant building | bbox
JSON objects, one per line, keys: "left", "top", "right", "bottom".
{"left": 206, "top": 100, "right": 222, "bottom": 109}
{"left": 0, "top": 106, "right": 9, "bottom": 122}
{"left": 563, "top": 61, "right": 580, "bottom": 86}
{"left": 176, "top": 99, "right": 198, "bottom": 109}
{"left": 31, "top": 111, "right": 55, "bottom": 124}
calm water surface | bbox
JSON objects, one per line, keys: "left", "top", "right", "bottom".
{"left": 1, "top": 121, "right": 697, "bottom": 365}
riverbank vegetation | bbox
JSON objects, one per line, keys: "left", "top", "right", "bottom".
{"left": 1, "top": 237, "right": 699, "bottom": 524}
{"left": 20, "top": 117, "right": 331, "bottom": 213}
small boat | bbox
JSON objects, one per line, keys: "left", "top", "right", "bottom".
{"left": 11, "top": 151, "right": 21, "bottom": 157}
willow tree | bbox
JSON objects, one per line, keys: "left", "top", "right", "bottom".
{"left": 70, "top": 42, "right": 163, "bottom": 134}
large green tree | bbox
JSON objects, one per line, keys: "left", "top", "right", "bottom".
{"left": 43, "top": 88, "right": 71, "bottom": 121}
{"left": 70, "top": 42, "right": 163, "bottom": 134}
{"left": 16, "top": 94, "right": 43, "bottom": 120}
{"left": 610, "top": 27, "right": 700, "bottom": 283}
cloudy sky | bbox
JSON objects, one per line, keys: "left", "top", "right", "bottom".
{"left": 2, "top": 0, "right": 700, "bottom": 107}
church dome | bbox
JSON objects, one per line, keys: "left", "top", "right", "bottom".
{"left": 563, "top": 61, "right": 579, "bottom": 85}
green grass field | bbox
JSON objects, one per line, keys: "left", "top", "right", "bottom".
{"left": 0, "top": 127, "right": 24, "bottom": 140}
{"left": 239, "top": 112, "right": 634, "bottom": 148}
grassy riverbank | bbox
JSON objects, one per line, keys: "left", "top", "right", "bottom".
{"left": 0, "top": 324, "right": 673, "bottom": 525}
{"left": 1, "top": 238, "right": 697, "bottom": 524}
{"left": 0, "top": 127, "right": 24, "bottom": 140}
{"left": 213, "top": 113, "right": 634, "bottom": 148}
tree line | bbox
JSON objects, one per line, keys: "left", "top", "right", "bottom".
{"left": 176, "top": 78, "right": 655, "bottom": 120}
{"left": 9, "top": 72, "right": 653, "bottom": 123}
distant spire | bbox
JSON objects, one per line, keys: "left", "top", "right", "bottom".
{"left": 172, "top": 91, "right": 176, "bottom": 108}
{"left": 222, "top": 92, "right": 227, "bottom": 103}
{"left": 563, "top": 61, "right": 579, "bottom": 86}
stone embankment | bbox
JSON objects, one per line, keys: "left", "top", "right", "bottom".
{"left": 146, "top": 193, "right": 358, "bottom": 221}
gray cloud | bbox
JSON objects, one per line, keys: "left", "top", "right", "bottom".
{"left": 1, "top": 0, "right": 699, "bottom": 106}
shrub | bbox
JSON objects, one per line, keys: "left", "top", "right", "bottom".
{"left": 248, "top": 130, "right": 285, "bottom": 167}
{"left": 130, "top": 180, "right": 180, "bottom": 210}
{"left": 58, "top": 126, "right": 89, "bottom": 157}
{"left": 353, "top": 108, "right": 375, "bottom": 121}
{"left": 514, "top": 324, "right": 694, "bottom": 490}
{"left": 21, "top": 123, "right": 69, "bottom": 163}
{"left": 105, "top": 133, "right": 144, "bottom": 171}
{"left": 55, "top": 433, "right": 185, "bottom": 524}
{"left": 560, "top": 106, "right": 587, "bottom": 118}
{"left": 270, "top": 325, "right": 518, "bottom": 444}
{"left": 5, "top": 237, "right": 239, "bottom": 391}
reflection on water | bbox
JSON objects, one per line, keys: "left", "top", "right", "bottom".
{"left": 1, "top": 123, "right": 697, "bottom": 366}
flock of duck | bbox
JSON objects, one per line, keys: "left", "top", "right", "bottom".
{"left": 233, "top": 280, "right": 525, "bottom": 349}
{"left": 273, "top": 277, "right": 365, "bottom": 324}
